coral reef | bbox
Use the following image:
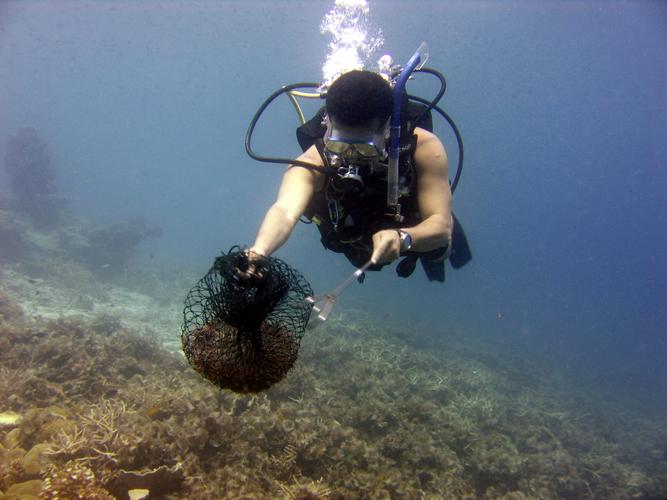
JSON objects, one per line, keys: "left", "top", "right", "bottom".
{"left": 40, "top": 461, "right": 114, "bottom": 499}
{"left": 0, "top": 288, "right": 23, "bottom": 324}
{"left": 3, "top": 126, "right": 66, "bottom": 229}
{"left": 0, "top": 207, "right": 161, "bottom": 279}
{"left": 1, "top": 127, "right": 161, "bottom": 280}
{"left": 62, "top": 218, "right": 161, "bottom": 277}
{"left": 0, "top": 204, "right": 31, "bottom": 263}
{"left": 0, "top": 278, "right": 665, "bottom": 498}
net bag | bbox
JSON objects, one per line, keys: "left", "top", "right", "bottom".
{"left": 181, "top": 247, "right": 312, "bottom": 393}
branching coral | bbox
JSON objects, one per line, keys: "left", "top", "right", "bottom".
{"left": 269, "top": 443, "right": 299, "bottom": 479}
{"left": 46, "top": 399, "right": 130, "bottom": 468}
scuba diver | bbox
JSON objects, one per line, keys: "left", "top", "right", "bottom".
{"left": 241, "top": 44, "right": 471, "bottom": 282}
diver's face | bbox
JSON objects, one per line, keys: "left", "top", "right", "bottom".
{"left": 324, "top": 117, "right": 389, "bottom": 162}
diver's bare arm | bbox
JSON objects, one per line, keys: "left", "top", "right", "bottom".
{"left": 250, "top": 146, "right": 324, "bottom": 257}
{"left": 404, "top": 128, "right": 453, "bottom": 251}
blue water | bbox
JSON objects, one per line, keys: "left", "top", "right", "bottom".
{"left": 1, "top": 0, "right": 665, "bottom": 409}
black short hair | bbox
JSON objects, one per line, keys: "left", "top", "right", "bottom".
{"left": 325, "top": 70, "right": 394, "bottom": 128}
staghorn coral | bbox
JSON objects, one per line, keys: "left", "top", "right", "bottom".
{"left": 45, "top": 399, "right": 132, "bottom": 467}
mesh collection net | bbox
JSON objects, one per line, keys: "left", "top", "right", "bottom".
{"left": 181, "top": 247, "right": 313, "bottom": 393}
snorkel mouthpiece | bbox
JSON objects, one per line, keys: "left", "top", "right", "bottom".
{"left": 387, "top": 42, "right": 429, "bottom": 218}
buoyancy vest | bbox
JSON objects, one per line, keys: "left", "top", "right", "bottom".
{"left": 295, "top": 101, "right": 458, "bottom": 282}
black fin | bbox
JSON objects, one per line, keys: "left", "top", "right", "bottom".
{"left": 396, "top": 255, "right": 418, "bottom": 278}
{"left": 449, "top": 212, "right": 472, "bottom": 269}
{"left": 421, "top": 256, "right": 446, "bottom": 282}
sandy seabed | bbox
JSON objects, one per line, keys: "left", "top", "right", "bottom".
{"left": 1, "top": 259, "right": 666, "bottom": 499}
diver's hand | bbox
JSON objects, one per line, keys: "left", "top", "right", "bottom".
{"left": 370, "top": 229, "right": 402, "bottom": 265}
{"left": 235, "top": 248, "right": 266, "bottom": 281}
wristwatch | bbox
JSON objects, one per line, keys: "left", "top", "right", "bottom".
{"left": 397, "top": 229, "right": 413, "bottom": 253}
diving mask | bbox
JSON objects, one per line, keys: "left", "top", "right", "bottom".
{"left": 323, "top": 117, "right": 390, "bottom": 194}
{"left": 323, "top": 119, "right": 388, "bottom": 161}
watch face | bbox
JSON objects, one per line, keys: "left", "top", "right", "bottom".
{"left": 399, "top": 230, "right": 412, "bottom": 252}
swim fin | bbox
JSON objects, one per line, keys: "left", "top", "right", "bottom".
{"left": 420, "top": 255, "right": 446, "bottom": 282}
{"left": 449, "top": 212, "right": 472, "bottom": 269}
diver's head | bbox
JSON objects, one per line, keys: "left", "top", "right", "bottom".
{"left": 324, "top": 70, "right": 392, "bottom": 161}
{"left": 326, "top": 70, "right": 393, "bottom": 130}
{"left": 322, "top": 70, "right": 393, "bottom": 194}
